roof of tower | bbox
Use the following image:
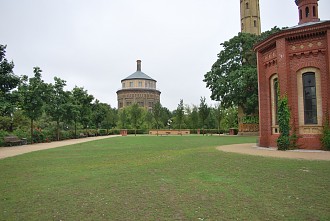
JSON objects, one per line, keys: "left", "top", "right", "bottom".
{"left": 287, "top": 20, "right": 328, "bottom": 30}
{"left": 122, "top": 71, "right": 155, "bottom": 81}
{"left": 121, "top": 60, "right": 156, "bottom": 82}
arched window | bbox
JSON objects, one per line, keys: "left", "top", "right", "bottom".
{"left": 305, "top": 7, "right": 309, "bottom": 18}
{"left": 270, "top": 75, "right": 279, "bottom": 134}
{"left": 254, "top": 20, "right": 257, "bottom": 27}
{"left": 303, "top": 73, "right": 317, "bottom": 124}
{"left": 273, "top": 78, "right": 279, "bottom": 125}
{"left": 299, "top": 9, "right": 302, "bottom": 20}
{"left": 246, "top": 2, "right": 249, "bottom": 9}
{"left": 313, "top": 6, "right": 316, "bottom": 17}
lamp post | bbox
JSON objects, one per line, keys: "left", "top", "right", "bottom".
{"left": 167, "top": 119, "right": 172, "bottom": 130}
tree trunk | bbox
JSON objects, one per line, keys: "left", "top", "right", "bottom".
{"left": 30, "top": 119, "right": 34, "bottom": 144}
{"left": 74, "top": 120, "right": 77, "bottom": 138}
{"left": 57, "top": 121, "right": 60, "bottom": 141}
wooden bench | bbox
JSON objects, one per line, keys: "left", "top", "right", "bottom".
{"left": 4, "top": 135, "right": 23, "bottom": 146}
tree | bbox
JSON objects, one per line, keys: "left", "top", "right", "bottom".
{"left": 204, "top": 27, "right": 282, "bottom": 114}
{"left": 130, "top": 103, "right": 143, "bottom": 136}
{"left": 45, "top": 77, "right": 69, "bottom": 141}
{"left": 222, "top": 107, "right": 238, "bottom": 130}
{"left": 0, "top": 45, "right": 19, "bottom": 117}
{"left": 118, "top": 108, "right": 128, "bottom": 129}
{"left": 161, "top": 107, "right": 172, "bottom": 128}
{"left": 71, "top": 86, "right": 94, "bottom": 131}
{"left": 91, "top": 100, "right": 108, "bottom": 133}
{"left": 102, "top": 106, "right": 118, "bottom": 133}
{"left": 175, "top": 99, "right": 184, "bottom": 132}
{"left": 199, "top": 97, "right": 210, "bottom": 135}
{"left": 152, "top": 102, "right": 162, "bottom": 134}
{"left": 145, "top": 110, "right": 153, "bottom": 130}
{"left": 18, "top": 67, "right": 47, "bottom": 142}
{"left": 214, "top": 102, "right": 224, "bottom": 135}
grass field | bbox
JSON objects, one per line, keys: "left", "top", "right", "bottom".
{"left": 0, "top": 136, "right": 329, "bottom": 220}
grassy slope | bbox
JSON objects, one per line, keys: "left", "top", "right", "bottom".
{"left": 0, "top": 136, "right": 329, "bottom": 220}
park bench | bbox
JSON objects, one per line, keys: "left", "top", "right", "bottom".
{"left": 4, "top": 135, "right": 23, "bottom": 146}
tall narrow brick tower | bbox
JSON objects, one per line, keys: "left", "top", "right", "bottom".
{"left": 237, "top": 0, "right": 261, "bottom": 135}
{"left": 240, "top": 0, "right": 261, "bottom": 35}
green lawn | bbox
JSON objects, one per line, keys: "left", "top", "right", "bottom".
{"left": 0, "top": 136, "right": 329, "bottom": 220}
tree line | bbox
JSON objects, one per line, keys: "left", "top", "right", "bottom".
{"left": 1, "top": 44, "right": 237, "bottom": 145}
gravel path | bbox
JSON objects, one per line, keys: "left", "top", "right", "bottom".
{"left": 217, "top": 143, "right": 330, "bottom": 161}
{"left": 0, "top": 135, "right": 120, "bottom": 160}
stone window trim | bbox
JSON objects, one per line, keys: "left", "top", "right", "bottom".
{"left": 303, "top": 73, "right": 317, "bottom": 124}
{"left": 297, "top": 67, "right": 323, "bottom": 134}
{"left": 270, "top": 74, "right": 279, "bottom": 134}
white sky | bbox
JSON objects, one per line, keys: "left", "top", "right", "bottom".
{"left": 1, "top": 0, "right": 329, "bottom": 111}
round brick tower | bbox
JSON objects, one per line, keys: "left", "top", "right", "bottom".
{"left": 116, "top": 60, "right": 161, "bottom": 110}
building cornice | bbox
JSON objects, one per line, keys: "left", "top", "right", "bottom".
{"left": 254, "top": 20, "right": 330, "bottom": 52}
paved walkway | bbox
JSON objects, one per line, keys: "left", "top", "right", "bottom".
{"left": 217, "top": 143, "right": 330, "bottom": 161}
{"left": 1, "top": 137, "right": 329, "bottom": 161}
{"left": 0, "top": 135, "right": 120, "bottom": 160}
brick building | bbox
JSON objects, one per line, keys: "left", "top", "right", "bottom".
{"left": 254, "top": 0, "right": 330, "bottom": 149}
{"left": 116, "top": 60, "right": 161, "bottom": 110}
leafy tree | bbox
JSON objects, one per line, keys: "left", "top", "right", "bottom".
{"left": 91, "top": 100, "right": 108, "bottom": 133}
{"left": 18, "top": 67, "right": 47, "bottom": 142}
{"left": 64, "top": 90, "right": 80, "bottom": 138}
{"left": 214, "top": 103, "right": 224, "bottom": 134}
{"left": 71, "top": 86, "right": 94, "bottom": 130}
{"left": 145, "top": 110, "right": 153, "bottom": 130}
{"left": 185, "top": 105, "right": 199, "bottom": 130}
{"left": 222, "top": 107, "right": 238, "bottom": 130}
{"left": 161, "top": 107, "right": 172, "bottom": 129}
{"left": 130, "top": 103, "right": 143, "bottom": 136}
{"left": 199, "top": 97, "right": 210, "bottom": 135}
{"left": 0, "top": 45, "right": 19, "bottom": 117}
{"left": 101, "top": 106, "right": 118, "bottom": 133}
{"left": 152, "top": 102, "right": 162, "bottom": 133}
{"left": 45, "top": 77, "right": 69, "bottom": 141}
{"left": 118, "top": 108, "right": 128, "bottom": 129}
{"left": 175, "top": 99, "right": 184, "bottom": 131}
{"left": 204, "top": 27, "right": 282, "bottom": 114}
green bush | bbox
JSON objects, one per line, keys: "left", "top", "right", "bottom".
{"left": 190, "top": 129, "right": 228, "bottom": 135}
{"left": 98, "top": 129, "right": 107, "bottom": 136}
{"left": 109, "top": 129, "right": 121, "bottom": 135}
{"left": 277, "top": 96, "right": 291, "bottom": 151}
{"left": 33, "top": 128, "right": 45, "bottom": 143}
{"left": 0, "top": 130, "right": 10, "bottom": 146}
{"left": 321, "top": 118, "right": 330, "bottom": 151}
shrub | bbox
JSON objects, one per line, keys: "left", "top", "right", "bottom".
{"left": 98, "top": 129, "right": 107, "bottom": 136}
{"left": 277, "top": 96, "right": 291, "bottom": 151}
{"left": 0, "top": 130, "right": 10, "bottom": 146}
{"left": 33, "top": 128, "right": 45, "bottom": 143}
{"left": 321, "top": 117, "right": 330, "bottom": 151}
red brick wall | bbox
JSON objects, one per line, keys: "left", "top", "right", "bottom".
{"left": 257, "top": 25, "right": 330, "bottom": 149}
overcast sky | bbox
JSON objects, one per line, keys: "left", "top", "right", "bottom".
{"left": 1, "top": 0, "right": 330, "bottom": 111}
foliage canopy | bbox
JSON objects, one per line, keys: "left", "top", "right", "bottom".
{"left": 204, "top": 27, "right": 282, "bottom": 114}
